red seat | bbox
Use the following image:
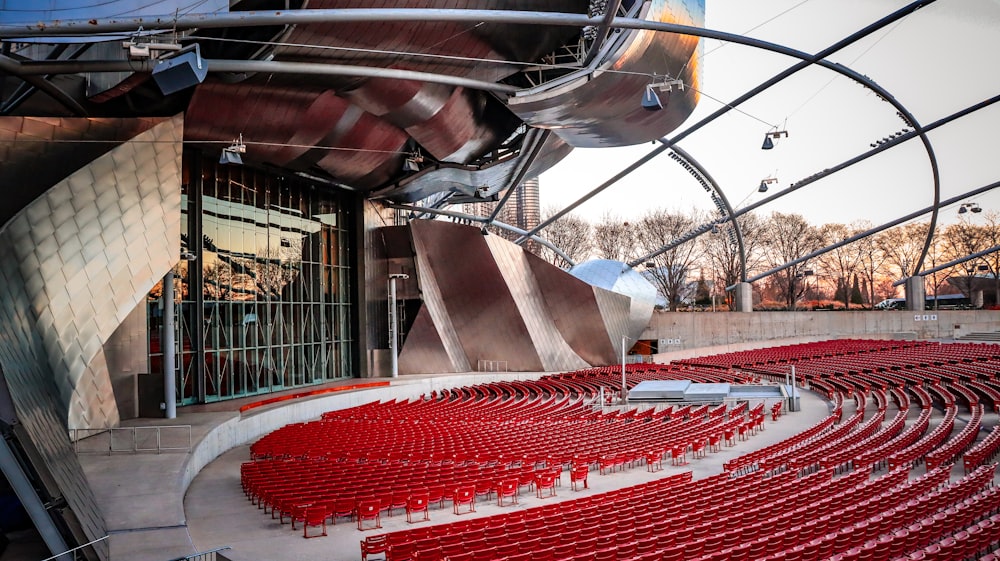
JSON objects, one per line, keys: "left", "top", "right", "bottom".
{"left": 497, "top": 478, "right": 519, "bottom": 506}
{"left": 356, "top": 498, "right": 382, "bottom": 531}
{"left": 361, "top": 535, "right": 389, "bottom": 561}
{"left": 454, "top": 485, "right": 476, "bottom": 514}
{"left": 536, "top": 472, "right": 557, "bottom": 498}
{"left": 302, "top": 505, "right": 328, "bottom": 538}
{"left": 331, "top": 497, "right": 355, "bottom": 525}
{"left": 406, "top": 492, "right": 430, "bottom": 523}
{"left": 570, "top": 465, "right": 590, "bottom": 490}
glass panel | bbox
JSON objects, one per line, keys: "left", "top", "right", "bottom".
{"left": 150, "top": 157, "right": 354, "bottom": 407}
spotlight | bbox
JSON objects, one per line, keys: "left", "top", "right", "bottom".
{"left": 761, "top": 129, "right": 789, "bottom": 150}
{"left": 641, "top": 85, "right": 663, "bottom": 111}
{"left": 403, "top": 152, "right": 424, "bottom": 172}
{"left": 641, "top": 77, "right": 684, "bottom": 112}
{"left": 219, "top": 134, "right": 246, "bottom": 165}
{"left": 759, "top": 177, "right": 779, "bottom": 192}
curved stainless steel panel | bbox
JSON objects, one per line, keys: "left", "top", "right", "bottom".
{"left": 373, "top": 132, "right": 573, "bottom": 203}
{"left": 507, "top": 0, "right": 704, "bottom": 147}
{"left": 527, "top": 251, "right": 621, "bottom": 365}
{"left": 485, "top": 235, "right": 589, "bottom": 371}
{"left": 184, "top": 82, "right": 410, "bottom": 189}
{"left": 569, "top": 259, "right": 657, "bottom": 341}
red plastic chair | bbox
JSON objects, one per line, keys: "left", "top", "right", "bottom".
{"left": 356, "top": 499, "right": 382, "bottom": 530}
{"left": 302, "top": 505, "right": 328, "bottom": 538}
{"left": 536, "top": 472, "right": 557, "bottom": 498}
{"left": 406, "top": 493, "right": 430, "bottom": 523}
{"left": 570, "top": 465, "right": 589, "bottom": 490}
{"left": 497, "top": 478, "right": 519, "bottom": 506}
{"left": 454, "top": 485, "right": 476, "bottom": 514}
{"left": 387, "top": 490, "right": 408, "bottom": 517}
{"left": 331, "top": 497, "right": 355, "bottom": 525}
{"left": 361, "top": 535, "right": 389, "bottom": 561}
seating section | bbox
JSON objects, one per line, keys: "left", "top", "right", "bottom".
{"left": 239, "top": 338, "right": 1000, "bottom": 561}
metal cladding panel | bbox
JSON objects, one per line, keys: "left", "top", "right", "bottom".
{"left": 484, "top": 235, "right": 589, "bottom": 372}
{"left": 409, "top": 220, "right": 542, "bottom": 371}
{"left": 526, "top": 252, "right": 618, "bottom": 365}
{"left": 374, "top": 133, "right": 573, "bottom": 203}
{"left": 406, "top": 222, "right": 470, "bottom": 372}
{"left": 0, "top": 117, "right": 166, "bottom": 228}
{"left": 0, "top": 116, "right": 181, "bottom": 559}
{"left": 507, "top": 0, "right": 705, "bottom": 147}
{"left": 184, "top": 83, "right": 409, "bottom": 190}
{"left": 570, "top": 259, "right": 656, "bottom": 342}
{"left": 397, "top": 304, "right": 457, "bottom": 374}
{"left": 592, "top": 285, "right": 634, "bottom": 362}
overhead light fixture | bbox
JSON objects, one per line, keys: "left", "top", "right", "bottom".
{"left": 151, "top": 43, "right": 208, "bottom": 96}
{"left": 641, "top": 85, "right": 663, "bottom": 111}
{"left": 959, "top": 202, "right": 982, "bottom": 215}
{"left": 403, "top": 151, "right": 424, "bottom": 172}
{"left": 758, "top": 177, "right": 779, "bottom": 192}
{"left": 761, "top": 129, "right": 789, "bottom": 150}
{"left": 640, "top": 77, "right": 685, "bottom": 112}
{"left": 219, "top": 134, "right": 246, "bottom": 165}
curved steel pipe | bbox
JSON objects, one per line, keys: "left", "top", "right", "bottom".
{"left": 625, "top": 142, "right": 748, "bottom": 283}
{"left": 387, "top": 203, "right": 576, "bottom": 266}
{"left": 516, "top": 0, "right": 939, "bottom": 244}
{"left": 653, "top": 92, "right": 1000, "bottom": 270}
{"left": 737, "top": 178, "right": 1000, "bottom": 291}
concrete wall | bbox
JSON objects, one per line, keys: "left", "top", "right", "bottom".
{"left": 642, "top": 309, "right": 1000, "bottom": 363}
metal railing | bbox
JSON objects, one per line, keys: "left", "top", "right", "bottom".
{"left": 41, "top": 535, "right": 109, "bottom": 561}
{"left": 477, "top": 359, "right": 508, "bottom": 372}
{"left": 72, "top": 425, "right": 192, "bottom": 455}
{"left": 168, "top": 546, "right": 233, "bottom": 561}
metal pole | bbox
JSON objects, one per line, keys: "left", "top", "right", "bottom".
{"left": 621, "top": 336, "right": 628, "bottom": 404}
{"left": 0, "top": 435, "right": 70, "bottom": 560}
{"left": 790, "top": 365, "right": 797, "bottom": 412}
{"left": 162, "top": 270, "right": 177, "bottom": 419}
{"left": 388, "top": 273, "right": 409, "bottom": 378}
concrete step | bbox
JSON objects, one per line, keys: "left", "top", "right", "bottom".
{"left": 957, "top": 332, "right": 1000, "bottom": 341}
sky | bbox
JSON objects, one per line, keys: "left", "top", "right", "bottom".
{"left": 538, "top": 0, "right": 1000, "bottom": 230}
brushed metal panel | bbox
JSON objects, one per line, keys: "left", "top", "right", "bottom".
{"left": 396, "top": 304, "right": 458, "bottom": 374}
{"left": 407, "top": 221, "right": 471, "bottom": 372}
{"left": 484, "top": 234, "right": 589, "bottom": 372}
{"left": 373, "top": 132, "right": 573, "bottom": 203}
{"left": 593, "top": 285, "right": 634, "bottom": 362}
{"left": 570, "top": 259, "right": 657, "bottom": 341}
{"left": 185, "top": 83, "right": 410, "bottom": 190}
{"left": 526, "top": 251, "right": 619, "bottom": 366}
{"left": 410, "top": 220, "right": 542, "bottom": 371}
{"left": 507, "top": 0, "right": 704, "bottom": 147}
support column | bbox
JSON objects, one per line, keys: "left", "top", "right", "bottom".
{"left": 0, "top": 435, "right": 70, "bottom": 560}
{"left": 905, "top": 276, "right": 925, "bottom": 311}
{"left": 162, "top": 271, "right": 177, "bottom": 419}
{"left": 734, "top": 282, "right": 754, "bottom": 312}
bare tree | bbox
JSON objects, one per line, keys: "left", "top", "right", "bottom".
{"left": 853, "top": 220, "right": 887, "bottom": 308}
{"left": 817, "top": 223, "right": 863, "bottom": 309}
{"left": 638, "top": 209, "right": 702, "bottom": 311}
{"left": 978, "top": 211, "right": 1000, "bottom": 306}
{"left": 537, "top": 208, "right": 593, "bottom": 267}
{"left": 878, "top": 223, "right": 929, "bottom": 279}
{"left": 593, "top": 212, "right": 639, "bottom": 262}
{"left": 941, "top": 218, "right": 986, "bottom": 299}
{"left": 762, "top": 212, "right": 824, "bottom": 310}
{"left": 701, "top": 212, "right": 767, "bottom": 310}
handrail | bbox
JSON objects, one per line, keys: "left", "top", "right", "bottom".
{"left": 72, "top": 425, "right": 192, "bottom": 455}
{"left": 40, "top": 535, "right": 108, "bottom": 561}
{"left": 168, "top": 546, "right": 232, "bottom": 561}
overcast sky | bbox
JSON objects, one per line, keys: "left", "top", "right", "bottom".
{"left": 538, "top": 0, "right": 1000, "bottom": 230}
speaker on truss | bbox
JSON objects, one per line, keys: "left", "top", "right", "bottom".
{"left": 152, "top": 44, "right": 208, "bottom": 96}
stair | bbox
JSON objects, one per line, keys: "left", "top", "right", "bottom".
{"left": 956, "top": 332, "right": 1000, "bottom": 342}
